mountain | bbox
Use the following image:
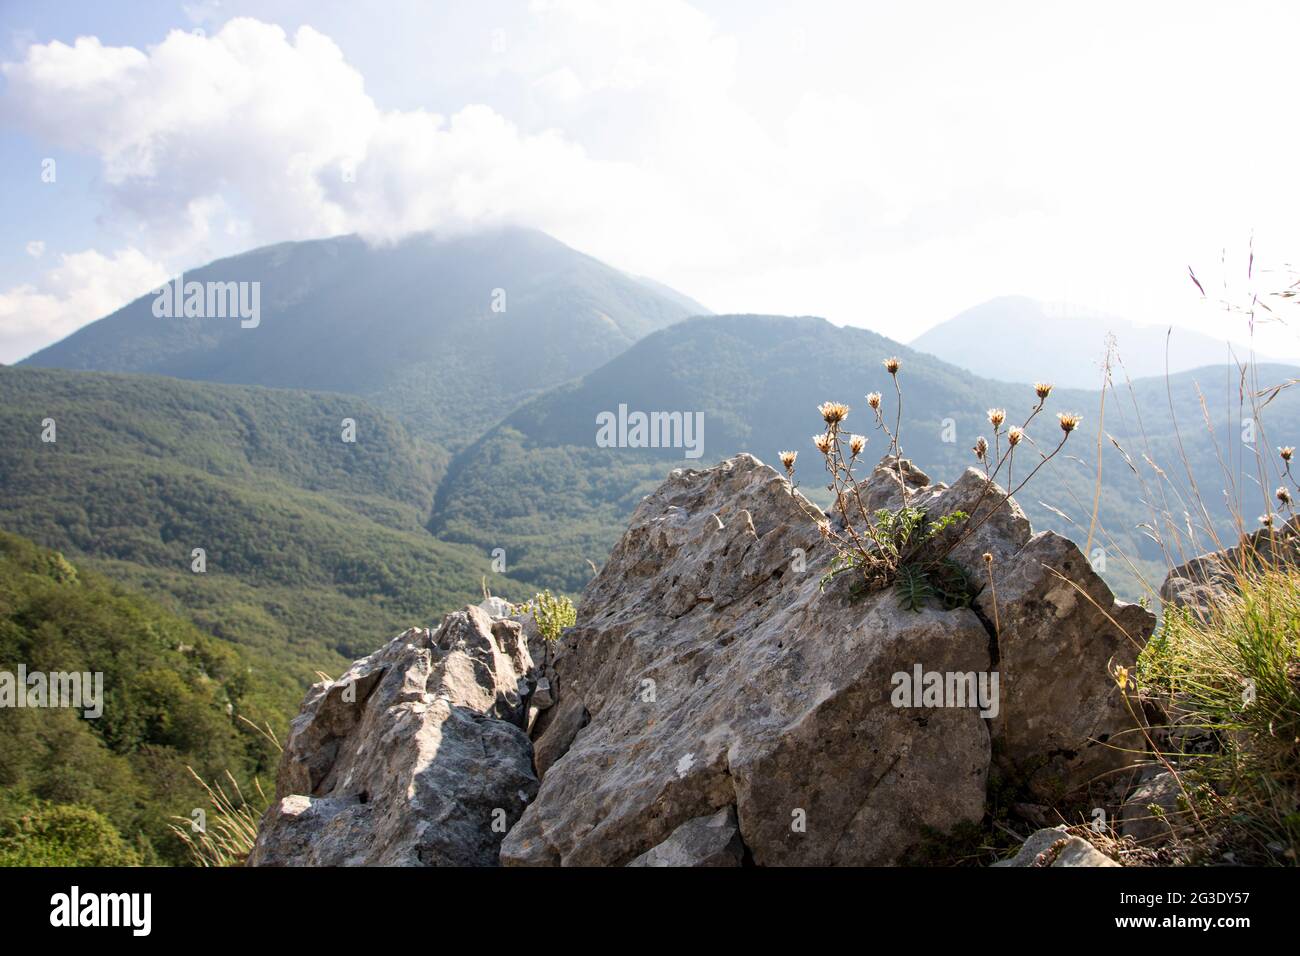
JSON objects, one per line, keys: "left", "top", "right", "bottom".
{"left": 20, "top": 228, "right": 707, "bottom": 450}
{"left": 910, "top": 295, "right": 1281, "bottom": 388}
{"left": 624, "top": 273, "right": 712, "bottom": 316}
{"left": 0, "top": 366, "right": 535, "bottom": 728}
{"left": 432, "top": 313, "right": 1300, "bottom": 599}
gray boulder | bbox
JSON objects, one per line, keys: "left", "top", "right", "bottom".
{"left": 503, "top": 455, "right": 992, "bottom": 866}
{"left": 253, "top": 452, "right": 1153, "bottom": 867}
{"left": 1162, "top": 518, "right": 1300, "bottom": 617}
{"left": 626, "top": 807, "right": 745, "bottom": 867}
{"left": 501, "top": 454, "right": 1152, "bottom": 866}
{"left": 993, "top": 826, "right": 1119, "bottom": 867}
{"left": 865, "top": 461, "right": 1154, "bottom": 798}
{"left": 972, "top": 530, "right": 1153, "bottom": 799}
{"left": 1120, "top": 769, "right": 1193, "bottom": 843}
{"left": 248, "top": 607, "right": 538, "bottom": 866}
{"left": 478, "top": 595, "right": 514, "bottom": 619}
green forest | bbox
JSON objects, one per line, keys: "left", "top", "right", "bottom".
{"left": 0, "top": 530, "right": 273, "bottom": 865}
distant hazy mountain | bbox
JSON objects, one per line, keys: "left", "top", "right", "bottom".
{"left": 910, "top": 295, "right": 1277, "bottom": 388}
{"left": 20, "top": 228, "right": 706, "bottom": 449}
{"left": 433, "top": 313, "right": 1300, "bottom": 598}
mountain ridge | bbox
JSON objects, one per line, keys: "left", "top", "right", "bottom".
{"left": 20, "top": 227, "right": 708, "bottom": 450}
{"left": 909, "top": 294, "right": 1285, "bottom": 388}
{"left": 432, "top": 311, "right": 1300, "bottom": 597}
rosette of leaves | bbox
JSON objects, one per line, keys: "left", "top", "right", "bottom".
{"left": 821, "top": 506, "right": 971, "bottom": 610}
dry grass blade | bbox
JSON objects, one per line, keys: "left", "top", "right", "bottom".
{"left": 168, "top": 766, "right": 272, "bottom": 867}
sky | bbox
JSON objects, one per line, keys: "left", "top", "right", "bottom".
{"left": 0, "top": 0, "right": 1297, "bottom": 364}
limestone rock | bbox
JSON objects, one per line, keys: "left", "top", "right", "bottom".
{"left": 855, "top": 460, "right": 1151, "bottom": 802}
{"left": 1120, "top": 770, "right": 1192, "bottom": 843}
{"left": 478, "top": 595, "right": 514, "bottom": 619}
{"left": 254, "top": 451, "right": 1156, "bottom": 868}
{"left": 502, "top": 454, "right": 1152, "bottom": 866}
{"left": 626, "top": 807, "right": 744, "bottom": 867}
{"left": 971, "top": 531, "right": 1154, "bottom": 799}
{"left": 502, "top": 455, "right": 992, "bottom": 867}
{"left": 1162, "top": 519, "right": 1300, "bottom": 617}
{"left": 248, "top": 606, "right": 538, "bottom": 866}
{"left": 993, "top": 826, "right": 1119, "bottom": 867}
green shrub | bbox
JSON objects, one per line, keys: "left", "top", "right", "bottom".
{"left": 516, "top": 590, "right": 577, "bottom": 644}
{"left": 0, "top": 802, "right": 142, "bottom": 867}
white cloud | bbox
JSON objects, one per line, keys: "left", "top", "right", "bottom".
{"left": 0, "top": 16, "right": 697, "bottom": 261}
{"left": 24, "top": 241, "right": 45, "bottom": 258}
{"left": 0, "top": 18, "right": 681, "bottom": 354}
{"left": 0, "top": 248, "right": 168, "bottom": 363}
{"left": 2, "top": 2, "right": 1299, "bottom": 359}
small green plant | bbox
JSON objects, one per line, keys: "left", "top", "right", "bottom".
{"left": 782, "top": 360, "right": 1075, "bottom": 609}
{"left": 516, "top": 589, "right": 577, "bottom": 644}
{"left": 893, "top": 563, "right": 934, "bottom": 612}
{"left": 820, "top": 506, "right": 971, "bottom": 609}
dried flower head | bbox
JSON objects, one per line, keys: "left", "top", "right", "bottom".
{"left": 1281, "top": 446, "right": 1295, "bottom": 463}
{"left": 1034, "top": 382, "right": 1053, "bottom": 400}
{"left": 987, "top": 408, "right": 1006, "bottom": 429}
{"left": 1261, "top": 513, "right": 1275, "bottom": 527}
{"left": 1277, "top": 486, "right": 1292, "bottom": 506}
{"left": 973, "top": 436, "right": 988, "bottom": 460}
{"left": 779, "top": 450, "right": 797, "bottom": 473}
{"left": 816, "top": 520, "right": 832, "bottom": 539}
{"left": 813, "top": 432, "right": 834, "bottom": 456}
{"left": 1007, "top": 426, "right": 1024, "bottom": 447}
{"left": 1057, "top": 412, "right": 1082, "bottom": 434}
{"left": 818, "top": 401, "right": 850, "bottom": 426}
{"left": 849, "top": 434, "right": 867, "bottom": 457}
{"left": 883, "top": 357, "right": 900, "bottom": 375}
{"left": 981, "top": 552, "right": 993, "bottom": 564}
{"left": 866, "top": 391, "right": 882, "bottom": 411}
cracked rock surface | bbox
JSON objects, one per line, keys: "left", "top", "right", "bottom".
{"left": 502, "top": 455, "right": 1152, "bottom": 865}
{"left": 248, "top": 606, "right": 537, "bottom": 866}
{"left": 251, "top": 454, "right": 1153, "bottom": 866}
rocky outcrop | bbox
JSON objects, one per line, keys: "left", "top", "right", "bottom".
{"left": 500, "top": 454, "right": 1153, "bottom": 866}
{"left": 248, "top": 607, "right": 538, "bottom": 866}
{"left": 251, "top": 453, "right": 1155, "bottom": 867}
{"left": 855, "top": 461, "right": 1153, "bottom": 798}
